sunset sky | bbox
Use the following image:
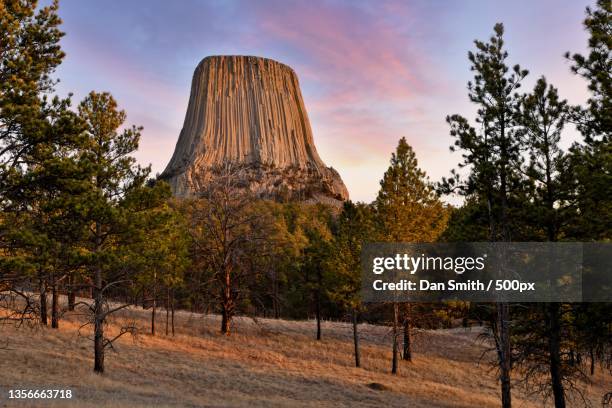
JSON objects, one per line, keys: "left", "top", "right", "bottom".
{"left": 52, "top": 0, "right": 594, "bottom": 203}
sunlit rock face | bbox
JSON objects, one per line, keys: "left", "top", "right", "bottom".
{"left": 161, "top": 55, "right": 349, "bottom": 204}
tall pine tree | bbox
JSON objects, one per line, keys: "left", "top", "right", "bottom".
{"left": 515, "top": 77, "right": 574, "bottom": 408}
{"left": 76, "top": 91, "right": 170, "bottom": 373}
{"left": 329, "top": 201, "right": 374, "bottom": 366}
{"left": 375, "top": 137, "right": 448, "bottom": 373}
{"left": 443, "top": 23, "right": 528, "bottom": 408}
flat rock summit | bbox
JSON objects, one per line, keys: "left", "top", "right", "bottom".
{"left": 161, "top": 55, "right": 349, "bottom": 204}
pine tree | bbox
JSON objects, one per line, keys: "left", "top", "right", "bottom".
{"left": 375, "top": 137, "right": 448, "bottom": 373}
{"left": 330, "top": 201, "right": 375, "bottom": 367}
{"left": 564, "top": 0, "right": 612, "bottom": 241}
{"left": 133, "top": 198, "right": 189, "bottom": 336}
{"left": 514, "top": 77, "right": 575, "bottom": 408}
{"left": 566, "top": 0, "right": 611, "bottom": 144}
{"left": 443, "top": 23, "right": 528, "bottom": 408}
{"left": 0, "top": 0, "right": 65, "bottom": 172}
{"left": 0, "top": 0, "right": 75, "bottom": 304}
{"left": 12, "top": 101, "right": 87, "bottom": 329}
{"left": 299, "top": 204, "right": 334, "bottom": 340}
{"left": 563, "top": 0, "right": 612, "bottom": 390}
{"left": 76, "top": 91, "right": 170, "bottom": 373}
{"left": 517, "top": 77, "right": 569, "bottom": 242}
{"left": 303, "top": 227, "right": 330, "bottom": 341}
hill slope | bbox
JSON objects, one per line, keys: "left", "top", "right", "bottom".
{"left": 0, "top": 305, "right": 609, "bottom": 407}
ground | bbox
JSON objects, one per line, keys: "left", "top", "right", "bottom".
{"left": 0, "top": 303, "right": 609, "bottom": 407}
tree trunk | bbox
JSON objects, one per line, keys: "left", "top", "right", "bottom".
{"left": 68, "top": 291, "right": 75, "bottom": 311}
{"left": 590, "top": 348, "right": 595, "bottom": 376}
{"left": 497, "top": 302, "right": 512, "bottom": 408}
{"left": 221, "top": 266, "right": 232, "bottom": 335}
{"left": 547, "top": 303, "right": 565, "bottom": 408}
{"left": 403, "top": 304, "right": 412, "bottom": 361}
{"left": 93, "top": 271, "right": 105, "bottom": 374}
{"left": 151, "top": 272, "right": 156, "bottom": 336}
{"left": 221, "top": 307, "right": 230, "bottom": 334}
{"left": 165, "top": 287, "right": 170, "bottom": 336}
{"left": 392, "top": 302, "right": 399, "bottom": 374}
{"left": 51, "top": 281, "right": 59, "bottom": 329}
{"left": 151, "top": 298, "right": 156, "bottom": 336}
{"left": 315, "top": 289, "right": 322, "bottom": 341}
{"left": 353, "top": 308, "right": 360, "bottom": 368}
{"left": 93, "top": 222, "right": 105, "bottom": 374}
{"left": 315, "top": 268, "right": 322, "bottom": 341}
{"left": 273, "top": 271, "right": 280, "bottom": 319}
{"left": 39, "top": 278, "right": 48, "bottom": 326}
{"left": 171, "top": 289, "right": 175, "bottom": 336}
{"left": 67, "top": 274, "right": 76, "bottom": 311}
{"left": 498, "top": 117, "right": 513, "bottom": 408}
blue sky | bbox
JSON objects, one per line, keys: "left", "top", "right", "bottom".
{"left": 52, "top": 0, "right": 594, "bottom": 202}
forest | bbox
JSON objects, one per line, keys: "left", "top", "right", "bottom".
{"left": 0, "top": 1, "right": 610, "bottom": 407}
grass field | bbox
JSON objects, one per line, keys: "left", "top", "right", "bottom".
{"left": 0, "top": 300, "right": 609, "bottom": 407}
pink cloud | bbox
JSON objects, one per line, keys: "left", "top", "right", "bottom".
{"left": 251, "top": 0, "right": 436, "bottom": 101}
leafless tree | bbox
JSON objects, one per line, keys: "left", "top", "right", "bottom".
{"left": 187, "top": 162, "right": 275, "bottom": 335}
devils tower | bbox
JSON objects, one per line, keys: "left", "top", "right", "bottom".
{"left": 161, "top": 55, "right": 349, "bottom": 204}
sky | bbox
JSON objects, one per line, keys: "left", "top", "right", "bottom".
{"left": 51, "top": 0, "right": 594, "bottom": 203}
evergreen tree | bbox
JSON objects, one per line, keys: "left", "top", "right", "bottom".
{"left": 514, "top": 77, "right": 574, "bottom": 408}
{"left": 0, "top": 0, "right": 65, "bottom": 172}
{"left": 443, "top": 23, "right": 528, "bottom": 408}
{"left": 76, "top": 91, "right": 170, "bottom": 373}
{"left": 329, "top": 201, "right": 375, "bottom": 367}
{"left": 375, "top": 138, "right": 448, "bottom": 243}
{"left": 517, "top": 77, "right": 569, "bottom": 241}
{"left": 439, "top": 197, "right": 490, "bottom": 242}
{"left": 0, "top": 0, "right": 77, "bottom": 305}
{"left": 564, "top": 0, "right": 612, "bottom": 241}
{"left": 564, "top": 0, "right": 612, "bottom": 392}
{"left": 375, "top": 137, "right": 448, "bottom": 373}
{"left": 303, "top": 227, "right": 331, "bottom": 341}
{"left": 134, "top": 198, "right": 190, "bottom": 336}
{"left": 299, "top": 204, "right": 334, "bottom": 340}
{"left": 566, "top": 0, "right": 611, "bottom": 144}
{"left": 255, "top": 201, "right": 296, "bottom": 319}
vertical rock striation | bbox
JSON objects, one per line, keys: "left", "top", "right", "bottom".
{"left": 161, "top": 55, "right": 349, "bottom": 204}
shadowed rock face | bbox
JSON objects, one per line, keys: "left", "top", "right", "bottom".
{"left": 161, "top": 55, "right": 349, "bottom": 204}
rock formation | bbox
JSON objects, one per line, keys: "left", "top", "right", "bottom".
{"left": 160, "top": 55, "right": 349, "bottom": 205}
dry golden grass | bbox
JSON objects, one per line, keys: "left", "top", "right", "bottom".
{"left": 0, "top": 301, "right": 609, "bottom": 407}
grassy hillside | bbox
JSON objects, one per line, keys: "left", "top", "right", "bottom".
{"left": 0, "top": 303, "right": 609, "bottom": 407}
